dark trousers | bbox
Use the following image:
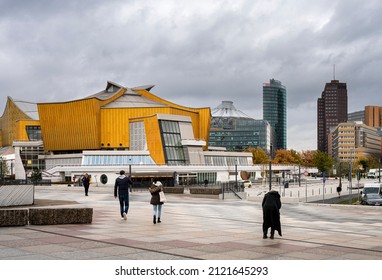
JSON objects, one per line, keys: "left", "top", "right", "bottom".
{"left": 119, "top": 193, "right": 129, "bottom": 217}
{"left": 84, "top": 185, "right": 89, "bottom": 196}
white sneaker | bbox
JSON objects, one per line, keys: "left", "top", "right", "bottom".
{"left": 123, "top": 212, "right": 127, "bottom": 220}
{"left": 120, "top": 217, "right": 124, "bottom": 220}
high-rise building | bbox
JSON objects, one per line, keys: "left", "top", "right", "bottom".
{"left": 209, "top": 101, "right": 274, "bottom": 153}
{"left": 263, "top": 79, "right": 287, "bottom": 151}
{"left": 328, "top": 122, "right": 381, "bottom": 162}
{"left": 364, "top": 106, "right": 382, "bottom": 128}
{"left": 317, "top": 79, "right": 348, "bottom": 153}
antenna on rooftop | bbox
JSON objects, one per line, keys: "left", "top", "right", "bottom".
{"left": 333, "top": 64, "right": 336, "bottom": 80}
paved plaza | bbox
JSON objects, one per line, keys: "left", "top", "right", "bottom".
{"left": 1, "top": 183, "right": 382, "bottom": 260}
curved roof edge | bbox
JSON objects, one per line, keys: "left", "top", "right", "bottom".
{"left": 1, "top": 96, "right": 38, "bottom": 120}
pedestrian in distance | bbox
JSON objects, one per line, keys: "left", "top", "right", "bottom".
{"left": 149, "top": 180, "right": 164, "bottom": 224}
{"left": 337, "top": 185, "right": 342, "bottom": 198}
{"left": 114, "top": 170, "right": 133, "bottom": 221}
{"left": 81, "top": 173, "right": 90, "bottom": 196}
{"left": 262, "top": 190, "right": 282, "bottom": 239}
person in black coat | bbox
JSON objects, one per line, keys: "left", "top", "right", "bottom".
{"left": 114, "top": 170, "right": 133, "bottom": 220}
{"left": 149, "top": 180, "right": 164, "bottom": 224}
{"left": 81, "top": 173, "right": 90, "bottom": 196}
{"left": 262, "top": 190, "right": 282, "bottom": 239}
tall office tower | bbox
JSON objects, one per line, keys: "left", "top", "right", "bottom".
{"left": 364, "top": 106, "right": 382, "bottom": 128}
{"left": 263, "top": 79, "right": 287, "bottom": 151}
{"left": 317, "top": 79, "right": 348, "bottom": 153}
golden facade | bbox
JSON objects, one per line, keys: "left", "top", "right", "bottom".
{"left": 0, "top": 97, "right": 38, "bottom": 147}
{"left": 16, "top": 81, "right": 210, "bottom": 166}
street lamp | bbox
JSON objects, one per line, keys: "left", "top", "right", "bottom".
{"left": 349, "top": 148, "right": 355, "bottom": 204}
{"left": 129, "top": 157, "right": 132, "bottom": 192}
{"left": 337, "top": 162, "right": 342, "bottom": 198}
{"left": 235, "top": 159, "right": 238, "bottom": 189}
{"left": 269, "top": 144, "right": 273, "bottom": 191}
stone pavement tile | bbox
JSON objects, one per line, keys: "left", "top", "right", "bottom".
{"left": 33, "top": 235, "right": 81, "bottom": 244}
{"left": 266, "top": 243, "right": 309, "bottom": 252}
{"left": 123, "top": 251, "right": 190, "bottom": 260}
{"left": 245, "top": 245, "right": 290, "bottom": 255}
{"left": 279, "top": 251, "right": 329, "bottom": 260}
{"left": 187, "top": 244, "right": 240, "bottom": 254}
{"left": 346, "top": 238, "right": 382, "bottom": 249}
{"left": 161, "top": 247, "right": 208, "bottom": 259}
{"left": 0, "top": 238, "right": 47, "bottom": 247}
{"left": 338, "top": 252, "right": 382, "bottom": 260}
{"left": 0, "top": 248, "right": 36, "bottom": 259}
{"left": 218, "top": 249, "right": 269, "bottom": 260}
{"left": 101, "top": 238, "right": 147, "bottom": 248}
{"left": 4, "top": 254, "right": 58, "bottom": 260}
{"left": 49, "top": 250, "right": 108, "bottom": 260}
{"left": 157, "top": 240, "right": 204, "bottom": 248}
{"left": 87, "top": 245, "right": 143, "bottom": 256}
{"left": 213, "top": 241, "right": 257, "bottom": 250}
{"left": 298, "top": 246, "right": 348, "bottom": 257}
{"left": 197, "top": 249, "right": 268, "bottom": 260}
{"left": 21, "top": 244, "right": 78, "bottom": 254}
{"left": 63, "top": 240, "right": 115, "bottom": 250}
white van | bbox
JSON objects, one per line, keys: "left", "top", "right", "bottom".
{"left": 367, "top": 169, "right": 381, "bottom": 179}
{"left": 361, "top": 183, "right": 382, "bottom": 197}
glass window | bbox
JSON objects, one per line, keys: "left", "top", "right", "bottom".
{"left": 160, "top": 120, "right": 186, "bottom": 165}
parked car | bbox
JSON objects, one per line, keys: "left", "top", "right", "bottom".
{"left": 242, "top": 180, "right": 252, "bottom": 188}
{"left": 361, "top": 193, "right": 382, "bottom": 206}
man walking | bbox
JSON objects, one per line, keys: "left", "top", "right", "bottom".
{"left": 114, "top": 170, "right": 133, "bottom": 220}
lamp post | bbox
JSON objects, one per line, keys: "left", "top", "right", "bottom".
{"left": 349, "top": 149, "right": 354, "bottom": 204}
{"left": 235, "top": 160, "right": 238, "bottom": 189}
{"left": 129, "top": 157, "right": 132, "bottom": 192}
{"left": 338, "top": 162, "right": 342, "bottom": 198}
{"left": 298, "top": 164, "right": 301, "bottom": 187}
{"left": 379, "top": 158, "right": 381, "bottom": 183}
{"left": 269, "top": 144, "right": 273, "bottom": 191}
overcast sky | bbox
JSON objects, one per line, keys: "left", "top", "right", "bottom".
{"left": 1, "top": 0, "right": 381, "bottom": 151}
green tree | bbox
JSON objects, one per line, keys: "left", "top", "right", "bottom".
{"left": 313, "top": 151, "right": 334, "bottom": 174}
{"left": 30, "top": 168, "right": 42, "bottom": 185}
{"left": 357, "top": 156, "right": 369, "bottom": 171}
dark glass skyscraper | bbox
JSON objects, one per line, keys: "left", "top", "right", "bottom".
{"left": 263, "top": 79, "right": 287, "bottom": 151}
{"left": 317, "top": 79, "right": 348, "bottom": 153}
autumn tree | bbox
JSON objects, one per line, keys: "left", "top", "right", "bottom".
{"left": 272, "top": 149, "right": 300, "bottom": 164}
{"left": 299, "top": 150, "right": 316, "bottom": 167}
{"left": 245, "top": 147, "right": 269, "bottom": 164}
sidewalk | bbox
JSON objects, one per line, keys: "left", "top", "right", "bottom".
{"left": 1, "top": 185, "right": 382, "bottom": 260}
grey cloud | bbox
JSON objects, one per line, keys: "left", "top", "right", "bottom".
{"left": 1, "top": 0, "right": 382, "bottom": 151}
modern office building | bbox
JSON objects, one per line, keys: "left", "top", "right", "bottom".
{"left": 209, "top": 101, "right": 274, "bottom": 153}
{"left": 328, "top": 122, "right": 381, "bottom": 162}
{"left": 0, "top": 81, "right": 261, "bottom": 185}
{"left": 364, "top": 106, "right": 382, "bottom": 128}
{"left": 348, "top": 110, "right": 364, "bottom": 123}
{"left": 317, "top": 79, "right": 348, "bottom": 153}
{"left": 263, "top": 79, "right": 287, "bottom": 151}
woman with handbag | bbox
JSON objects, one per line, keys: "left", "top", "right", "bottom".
{"left": 149, "top": 180, "right": 165, "bottom": 224}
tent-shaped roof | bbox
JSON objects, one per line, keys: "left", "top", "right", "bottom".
{"left": 212, "top": 101, "right": 251, "bottom": 119}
